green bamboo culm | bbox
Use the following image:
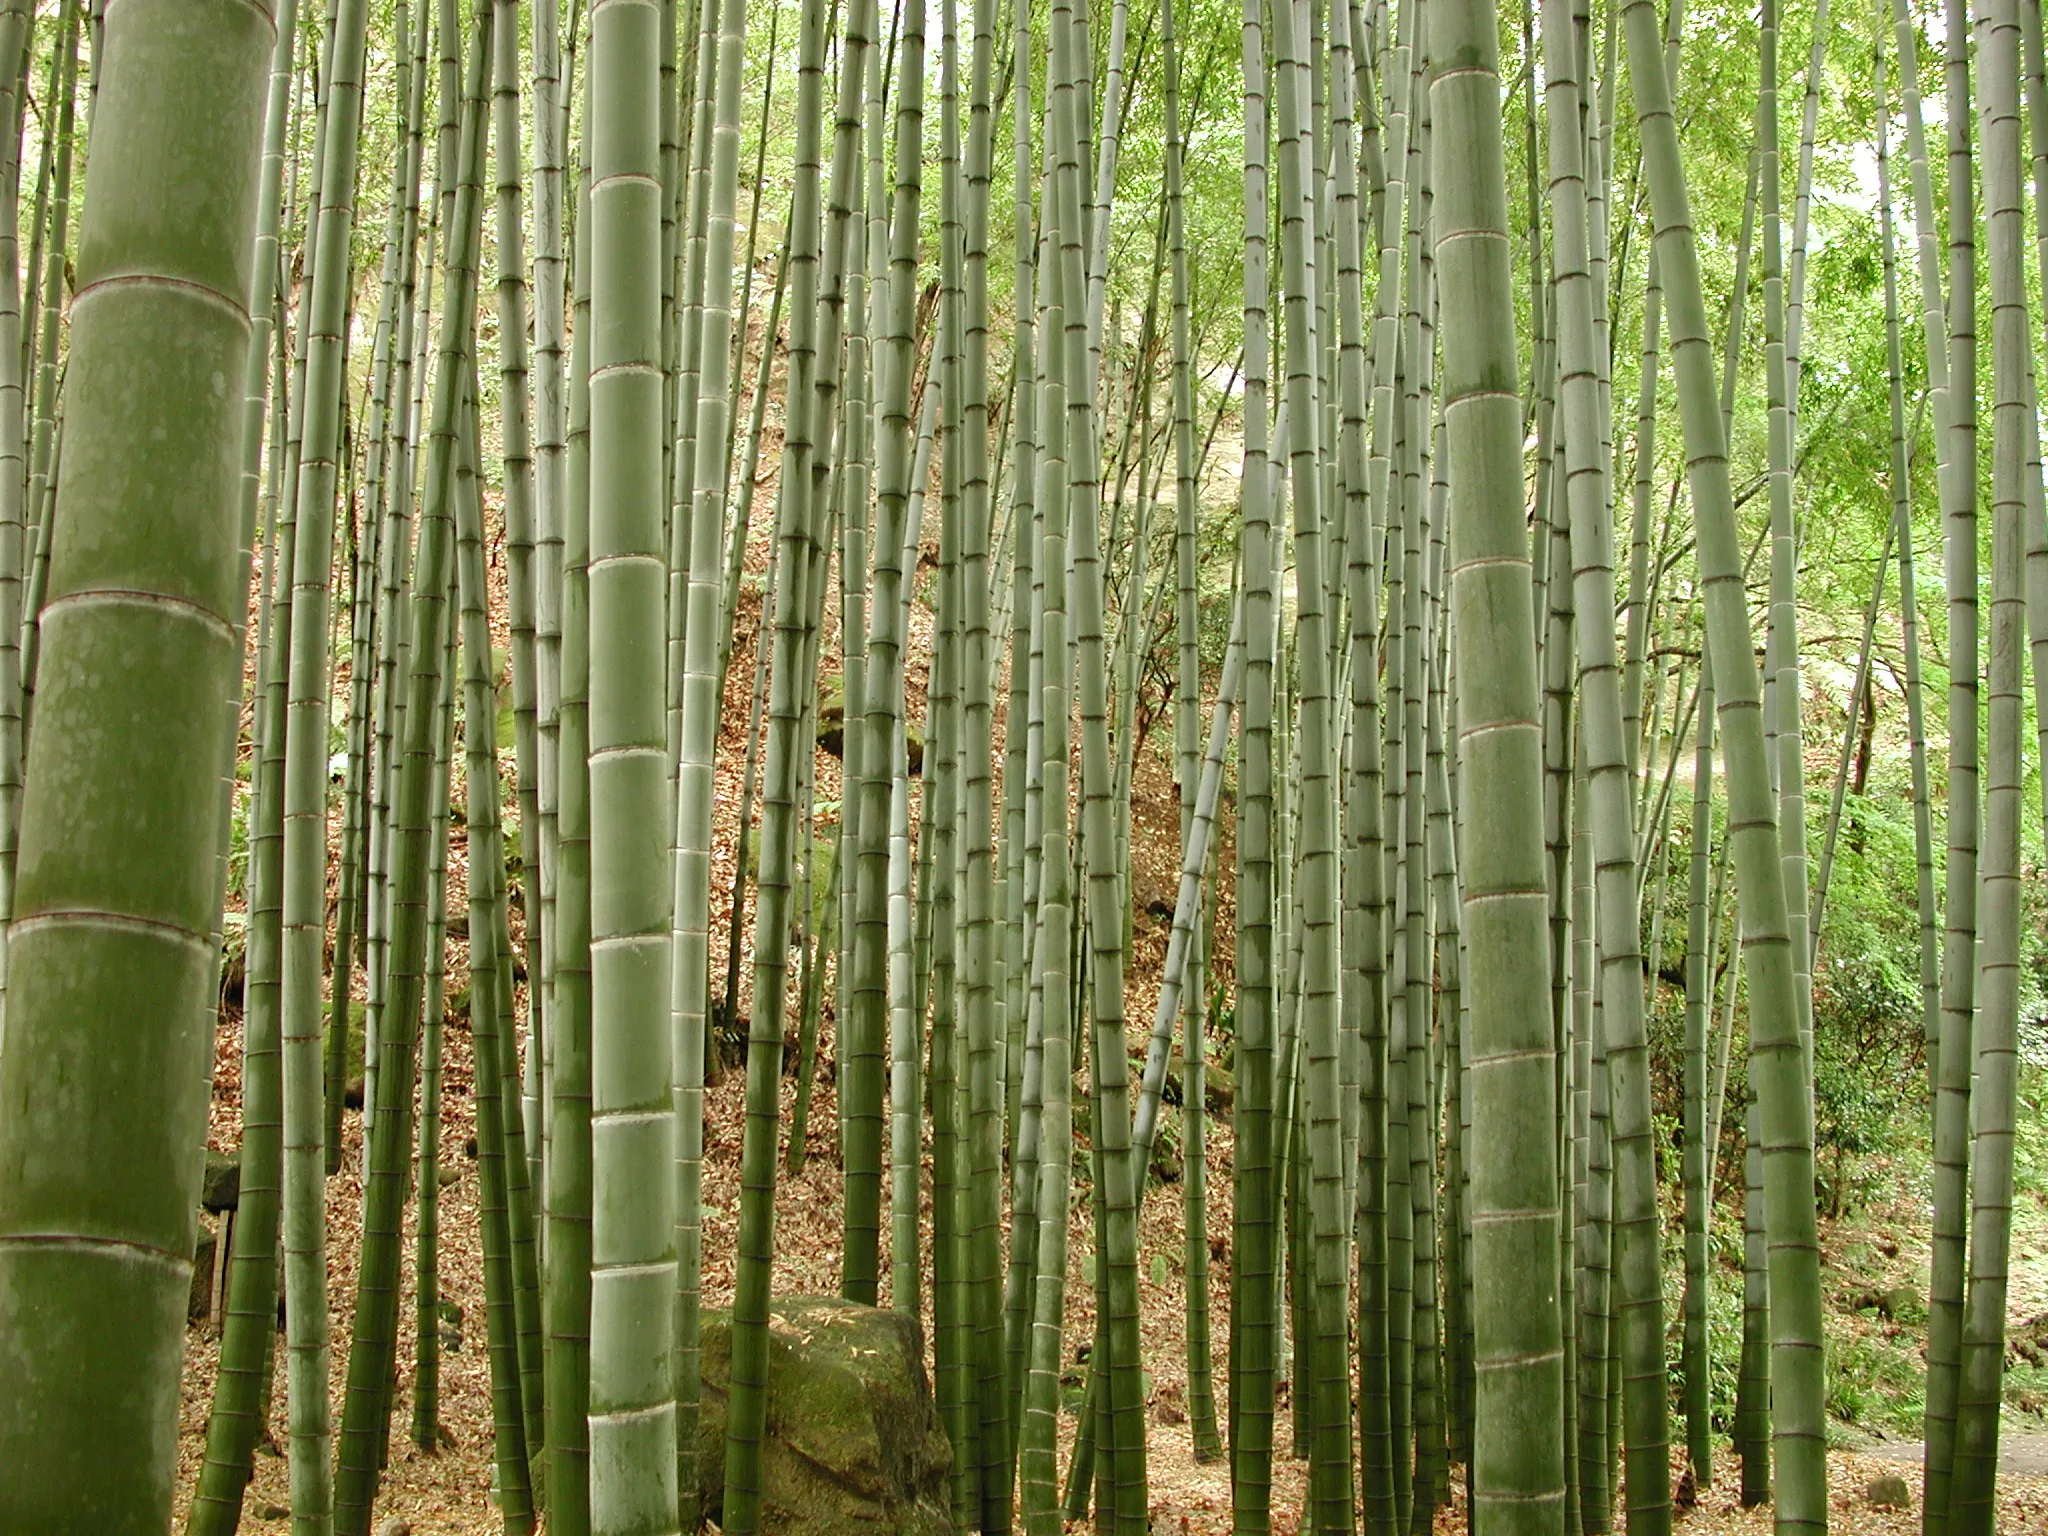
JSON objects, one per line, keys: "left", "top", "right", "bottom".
{"left": 0, "top": 0, "right": 32, "bottom": 943}
{"left": 1539, "top": 0, "right": 1668, "bottom": 1522}
{"left": 1429, "top": 3, "right": 1567, "bottom": 1536}
{"left": 455, "top": 363, "right": 539, "bottom": 1535}
{"left": 411, "top": 621, "right": 459, "bottom": 1455}
{"left": 1621, "top": 0, "right": 1830, "bottom": 1528}
{"left": 670, "top": 0, "right": 747, "bottom": 1510}
{"left": 586, "top": 0, "right": 682, "bottom": 1529}
{"left": 1229, "top": 0, "right": 1278, "bottom": 1513}
{"left": 1018, "top": 221, "right": 1075, "bottom": 1536}
{"left": 1267, "top": 0, "right": 1351, "bottom": 1520}
{"left": 0, "top": 0, "right": 273, "bottom": 1526}
{"left": 846, "top": 0, "right": 926, "bottom": 1313}
{"left": 333, "top": 8, "right": 494, "bottom": 1526}
{"left": 183, "top": 0, "right": 303, "bottom": 1523}
{"left": 546, "top": 74, "right": 598, "bottom": 1536}
{"left": 722, "top": 0, "right": 832, "bottom": 1516}
{"left": 1950, "top": 2, "right": 2026, "bottom": 1526}
{"left": 282, "top": 0, "right": 373, "bottom": 1521}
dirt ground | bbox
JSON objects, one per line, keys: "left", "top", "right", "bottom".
{"left": 170, "top": 1007, "right": 2048, "bottom": 1535}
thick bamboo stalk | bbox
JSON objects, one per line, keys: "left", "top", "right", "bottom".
{"left": 1431, "top": 0, "right": 1567, "bottom": 1530}
{"left": 584, "top": 0, "right": 681, "bottom": 1520}
{"left": 0, "top": 0, "right": 272, "bottom": 1523}
{"left": 1951, "top": 7, "right": 2027, "bottom": 1527}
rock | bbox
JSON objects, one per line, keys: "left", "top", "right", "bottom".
{"left": 1882, "top": 1286, "right": 1920, "bottom": 1321}
{"left": 1866, "top": 1474, "right": 1912, "bottom": 1510}
{"left": 257, "top": 1504, "right": 289, "bottom": 1521}
{"left": 220, "top": 937, "right": 247, "bottom": 1005}
{"left": 437, "top": 1165, "right": 460, "bottom": 1189}
{"left": 375, "top": 1520, "right": 412, "bottom": 1536}
{"left": 202, "top": 1151, "right": 242, "bottom": 1213}
{"left": 344, "top": 1077, "right": 366, "bottom": 1110}
{"left": 697, "top": 1295, "right": 951, "bottom": 1536}
{"left": 1162, "top": 1048, "right": 1235, "bottom": 1115}
{"left": 189, "top": 1219, "right": 218, "bottom": 1321}
{"left": 817, "top": 675, "right": 847, "bottom": 758}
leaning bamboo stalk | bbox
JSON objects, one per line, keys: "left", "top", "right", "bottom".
{"left": 1809, "top": 519, "right": 1894, "bottom": 952}
{"left": 458, "top": 363, "right": 541, "bottom": 1535}
{"left": 1018, "top": 228, "right": 1074, "bottom": 1536}
{"left": 1679, "top": 642, "right": 1716, "bottom": 1493}
{"left": 844, "top": 0, "right": 925, "bottom": 1310}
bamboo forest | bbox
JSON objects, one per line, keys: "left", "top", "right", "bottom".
{"left": 16, "top": 0, "right": 2048, "bottom": 1531}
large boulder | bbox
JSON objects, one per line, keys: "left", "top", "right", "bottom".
{"left": 697, "top": 1295, "right": 952, "bottom": 1536}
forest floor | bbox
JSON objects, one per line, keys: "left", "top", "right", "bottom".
{"left": 168, "top": 1007, "right": 2048, "bottom": 1535}
{"left": 169, "top": 733, "right": 2048, "bottom": 1536}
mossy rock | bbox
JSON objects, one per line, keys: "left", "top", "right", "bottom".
{"left": 818, "top": 674, "right": 847, "bottom": 758}
{"left": 696, "top": 1295, "right": 952, "bottom": 1536}
{"left": 202, "top": 1151, "right": 242, "bottom": 1213}
{"left": 220, "top": 913, "right": 248, "bottom": 1002}
{"left": 1162, "top": 1046, "right": 1235, "bottom": 1115}
{"left": 815, "top": 675, "right": 926, "bottom": 775}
